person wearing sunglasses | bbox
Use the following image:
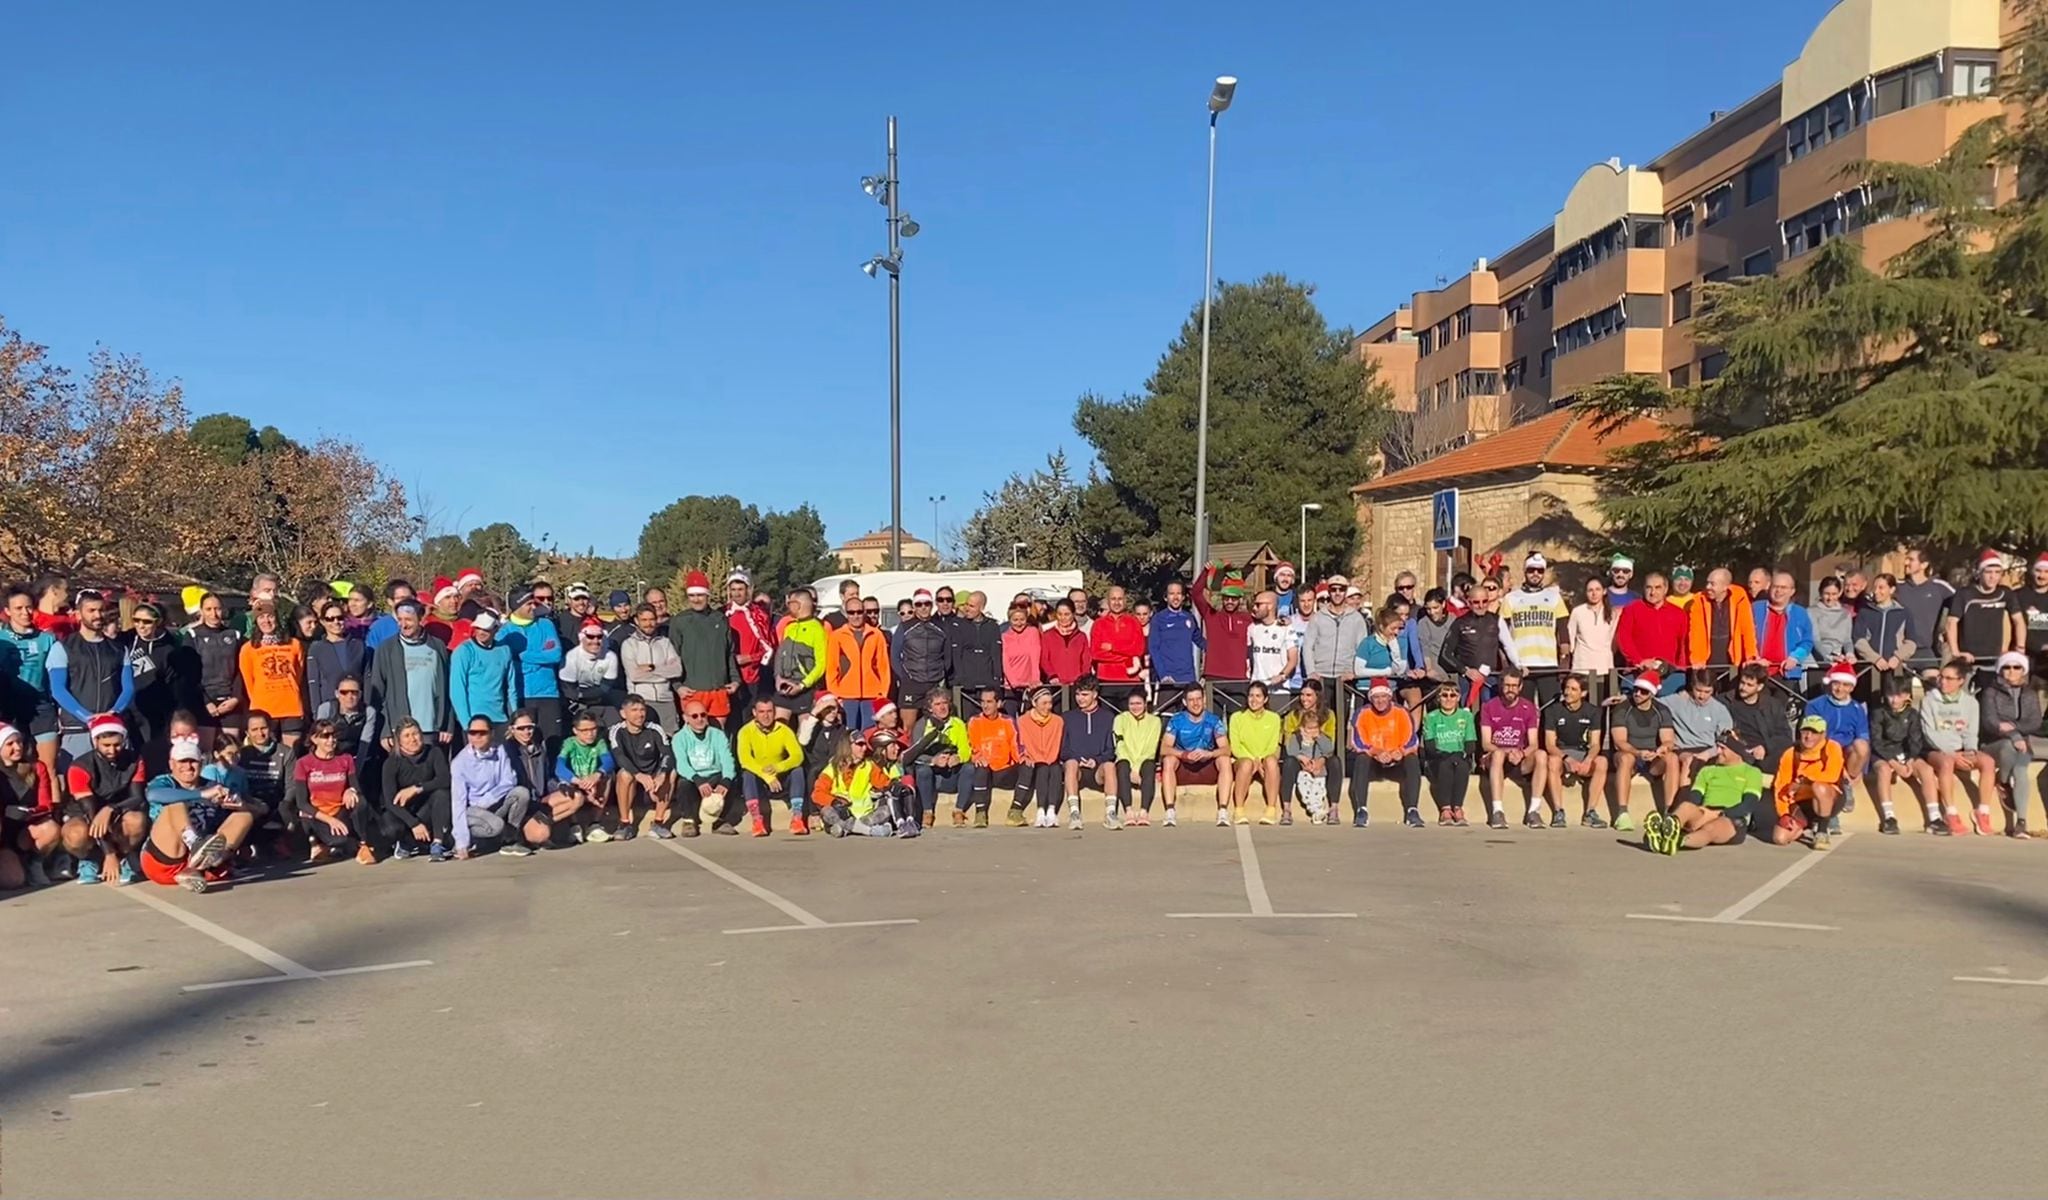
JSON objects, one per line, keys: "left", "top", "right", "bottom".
{"left": 328, "top": 674, "right": 377, "bottom": 762}
{"left": 498, "top": 707, "right": 561, "bottom": 846}
{"left": 1978, "top": 651, "right": 2042, "bottom": 838}
{"left": 498, "top": 586, "right": 565, "bottom": 755}
{"left": 891, "top": 589, "right": 949, "bottom": 737}
{"left": 551, "top": 712, "right": 615, "bottom": 843}
{"left": 824, "top": 599, "right": 891, "bottom": 731}
{"left": 559, "top": 619, "right": 625, "bottom": 731}
{"left": 289, "top": 718, "right": 375, "bottom": 865}
{"left": 307, "top": 600, "right": 366, "bottom": 722}
{"left": 1438, "top": 577, "right": 1515, "bottom": 707}
{"left": 449, "top": 718, "right": 543, "bottom": 859}
{"left": 671, "top": 700, "right": 737, "bottom": 835}
{"left": 120, "top": 601, "right": 199, "bottom": 773}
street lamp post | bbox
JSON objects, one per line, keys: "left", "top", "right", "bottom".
{"left": 1012, "top": 541, "right": 1027, "bottom": 569}
{"left": 1190, "top": 74, "right": 1237, "bottom": 579}
{"left": 928, "top": 494, "right": 946, "bottom": 562}
{"left": 1299, "top": 502, "right": 1323, "bottom": 574}
{"left": 861, "top": 117, "right": 920, "bottom": 570}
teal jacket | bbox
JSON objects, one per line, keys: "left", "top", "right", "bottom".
{"left": 449, "top": 638, "right": 517, "bottom": 726}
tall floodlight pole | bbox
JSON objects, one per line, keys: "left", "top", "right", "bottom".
{"left": 1300, "top": 502, "right": 1322, "bottom": 572}
{"left": 1191, "top": 76, "right": 1237, "bottom": 578}
{"left": 862, "top": 117, "right": 920, "bottom": 568}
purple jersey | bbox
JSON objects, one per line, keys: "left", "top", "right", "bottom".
{"left": 1480, "top": 696, "right": 1540, "bottom": 751}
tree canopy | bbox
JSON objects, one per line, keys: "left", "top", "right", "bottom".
{"left": 1074, "top": 274, "right": 1390, "bottom": 593}
{"left": 1585, "top": 10, "right": 2048, "bottom": 566}
{"left": 637, "top": 494, "right": 834, "bottom": 598}
{"left": 959, "top": 449, "right": 1086, "bottom": 570}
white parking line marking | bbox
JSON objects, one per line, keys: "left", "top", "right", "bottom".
{"left": 1167, "top": 825, "right": 1356, "bottom": 920}
{"left": 110, "top": 888, "right": 433, "bottom": 991}
{"left": 69, "top": 1087, "right": 136, "bottom": 1100}
{"left": 651, "top": 839, "right": 918, "bottom": 934}
{"left": 1955, "top": 973, "right": 2048, "bottom": 987}
{"left": 1624, "top": 834, "right": 1852, "bottom": 932}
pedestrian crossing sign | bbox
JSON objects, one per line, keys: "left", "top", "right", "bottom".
{"left": 1431, "top": 488, "right": 1458, "bottom": 551}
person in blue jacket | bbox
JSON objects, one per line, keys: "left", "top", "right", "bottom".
{"left": 449, "top": 613, "right": 517, "bottom": 731}
{"left": 363, "top": 580, "right": 416, "bottom": 653}
{"left": 1752, "top": 572, "right": 1816, "bottom": 681}
{"left": 496, "top": 585, "right": 566, "bottom": 750}
{"left": 1148, "top": 579, "right": 1205, "bottom": 686}
{"left": 1805, "top": 659, "right": 1871, "bottom": 819}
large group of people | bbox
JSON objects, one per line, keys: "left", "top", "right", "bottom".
{"left": 1, "top": 544, "right": 2042, "bottom": 891}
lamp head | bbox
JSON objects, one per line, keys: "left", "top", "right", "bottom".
{"left": 861, "top": 176, "right": 884, "bottom": 197}
{"left": 1303, "top": 502, "right": 1324, "bottom": 513}
{"left": 898, "top": 215, "right": 920, "bottom": 238}
{"left": 1209, "top": 76, "right": 1238, "bottom": 114}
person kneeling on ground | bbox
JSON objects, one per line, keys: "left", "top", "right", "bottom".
{"left": 739, "top": 696, "right": 807, "bottom": 836}
{"left": 1772, "top": 715, "right": 1845, "bottom": 851}
{"left": 450, "top": 718, "right": 547, "bottom": 860}
{"left": 550, "top": 712, "right": 615, "bottom": 843}
{"left": 1641, "top": 746, "right": 1769, "bottom": 854}
{"left": 59, "top": 714, "right": 149, "bottom": 884}
{"left": 289, "top": 718, "right": 376, "bottom": 865}
{"left": 671, "top": 699, "right": 738, "bottom": 836}
{"left": 813, "top": 728, "right": 919, "bottom": 838}
{"left": 141, "top": 736, "right": 258, "bottom": 892}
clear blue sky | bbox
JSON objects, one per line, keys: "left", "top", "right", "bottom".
{"left": 1, "top": 0, "right": 1836, "bottom": 557}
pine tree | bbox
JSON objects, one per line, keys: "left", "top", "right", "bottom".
{"left": 1585, "top": 7, "right": 2048, "bottom": 566}
{"left": 958, "top": 449, "right": 1085, "bottom": 570}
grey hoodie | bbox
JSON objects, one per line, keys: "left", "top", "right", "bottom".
{"left": 1810, "top": 600, "right": 1854, "bottom": 663}
{"left": 1301, "top": 606, "right": 1370, "bottom": 678}
{"left": 618, "top": 629, "right": 682, "bottom": 704}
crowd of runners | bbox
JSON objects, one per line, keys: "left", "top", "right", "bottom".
{"left": 0, "top": 545, "right": 2042, "bottom": 892}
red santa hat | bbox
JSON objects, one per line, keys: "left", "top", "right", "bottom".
{"left": 88, "top": 714, "right": 127, "bottom": 742}
{"left": 456, "top": 568, "right": 484, "bottom": 590}
{"left": 1633, "top": 670, "right": 1662, "bottom": 693}
{"left": 1978, "top": 549, "right": 2006, "bottom": 572}
{"left": 684, "top": 570, "right": 712, "bottom": 596}
{"left": 1824, "top": 661, "right": 1858, "bottom": 687}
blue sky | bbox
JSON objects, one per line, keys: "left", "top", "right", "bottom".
{"left": 2, "top": 0, "right": 1836, "bottom": 556}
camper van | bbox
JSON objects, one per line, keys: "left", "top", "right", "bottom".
{"left": 810, "top": 569, "right": 1084, "bottom": 628}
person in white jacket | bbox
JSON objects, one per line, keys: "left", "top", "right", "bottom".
{"left": 557, "top": 621, "right": 624, "bottom": 728}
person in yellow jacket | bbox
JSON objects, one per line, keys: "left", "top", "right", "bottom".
{"left": 772, "top": 589, "right": 829, "bottom": 719}
{"left": 737, "top": 696, "right": 806, "bottom": 836}
{"left": 811, "top": 729, "right": 918, "bottom": 838}
{"left": 1112, "top": 689, "right": 1162, "bottom": 826}
{"left": 907, "top": 689, "right": 971, "bottom": 828}
{"left": 1227, "top": 682, "right": 1285, "bottom": 826}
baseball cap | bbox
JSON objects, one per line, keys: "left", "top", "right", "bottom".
{"left": 471, "top": 612, "right": 499, "bottom": 632}
{"left": 509, "top": 585, "right": 535, "bottom": 610}
{"left": 1326, "top": 574, "right": 1351, "bottom": 588}
{"left": 1611, "top": 554, "right": 1635, "bottom": 570}
{"left": 169, "top": 737, "right": 205, "bottom": 763}
{"left": 1798, "top": 715, "right": 1828, "bottom": 734}
{"left": 607, "top": 589, "right": 631, "bottom": 607}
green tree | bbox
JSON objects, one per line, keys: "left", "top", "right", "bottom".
{"left": 188, "top": 412, "right": 295, "bottom": 464}
{"left": 418, "top": 522, "right": 539, "bottom": 592}
{"left": 637, "top": 494, "right": 764, "bottom": 583}
{"left": 753, "top": 504, "right": 836, "bottom": 596}
{"left": 960, "top": 449, "right": 1085, "bottom": 569}
{"left": 1583, "top": 46, "right": 2048, "bottom": 565}
{"left": 1074, "top": 275, "right": 1389, "bottom": 593}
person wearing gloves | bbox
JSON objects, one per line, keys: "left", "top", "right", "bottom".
{"left": 449, "top": 717, "right": 545, "bottom": 859}
{"left": 1978, "top": 651, "right": 2043, "bottom": 838}
{"left": 737, "top": 696, "right": 806, "bottom": 836}
{"left": 497, "top": 586, "right": 566, "bottom": 749}
{"left": 448, "top": 612, "right": 517, "bottom": 732}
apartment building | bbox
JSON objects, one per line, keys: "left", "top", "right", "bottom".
{"left": 1350, "top": 0, "right": 2015, "bottom": 592}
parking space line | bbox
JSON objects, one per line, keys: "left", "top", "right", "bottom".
{"left": 1624, "top": 834, "right": 1852, "bottom": 933}
{"left": 1167, "top": 825, "right": 1357, "bottom": 920}
{"left": 1954, "top": 973, "right": 2048, "bottom": 987}
{"left": 110, "top": 887, "right": 434, "bottom": 992}
{"left": 650, "top": 839, "right": 919, "bottom": 935}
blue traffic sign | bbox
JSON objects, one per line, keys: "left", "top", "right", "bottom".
{"left": 1430, "top": 488, "right": 1459, "bottom": 552}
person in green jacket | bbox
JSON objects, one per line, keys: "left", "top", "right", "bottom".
{"left": 668, "top": 571, "right": 739, "bottom": 726}
{"left": 906, "top": 688, "right": 971, "bottom": 828}
{"left": 1643, "top": 747, "right": 1768, "bottom": 854}
{"left": 773, "top": 589, "right": 829, "bottom": 719}
{"left": 1113, "top": 689, "right": 1163, "bottom": 826}
{"left": 1419, "top": 681, "right": 1479, "bottom": 826}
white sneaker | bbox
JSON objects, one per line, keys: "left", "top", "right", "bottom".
{"left": 1215, "top": 810, "right": 1231, "bottom": 827}
{"left": 1104, "top": 806, "right": 1122, "bottom": 831}
{"left": 1037, "top": 809, "right": 1053, "bottom": 828}
{"left": 1163, "top": 808, "right": 1178, "bottom": 827}
{"left": 1067, "top": 804, "right": 1083, "bottom": 831}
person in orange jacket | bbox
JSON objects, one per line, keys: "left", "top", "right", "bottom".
{"left": 239, "top": 604, "right": 307, "bottom": 747}
{"left": 824, "top": 603, "right": 892, "bottom": 731}
{"left": 1685, "top": 568, "right": 1757, "bottom": 675}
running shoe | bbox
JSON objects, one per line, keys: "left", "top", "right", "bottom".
{"left": 1974, "top": 808, "right": 1994, "bottom": 837}
{"left": 619, "top": 824, "right": 643, "bottom": 841}
{"left": 1352, "top": 810, "right": 1370, "bottom": 829}
{"left": 1879, "top": 815, "right": 1900, "bottom": 835}
{"left": 1944, "top": 811, "right": 1967, "bottom": 836}
{"left": 1105, "top": 808, "right": 1123, "bottom": 831}
{"left": 1162, "top": 808, "right": 1178, "bottom": 828}
{"left": 2014, "top": 821, "right": 2031, "bottom": 840}
{"left": 499, "top": 842, "right": 533, "bottom": 857}
{"left": 1068, "top": 804, "right": 1083, "bottom": 831}
{"left": 1005, "top": 806, "right": 1028, "bottom": 827}
{"left": 1129, "top": 809, "right": 1150, "bottom": 827}
{"left": 75, "top": 859, "right": 102, "bottom": 885}
{"left": 951, "top": 810, "right": 968, "bottom": 828}
{"left": 1487, "top": 810, "right": 1508, "bottom": 830}
{"left": 585, "top": 825, "right": 612, "bottom": 844}
{"left": 391, "top": 842, "right": 416, "bottom": 860}
{"left": 1437, "top": 809, "right": 1453, "bottom": 827}
{"left": 356, "top": 844, "right": 378, "bottom": 865}
{"left": 1639, "top": 810, "right": 1663, "bottom": 853}
{"left": 1811, "top": 828, "right": 1832, "bottom": 851}
{"left": 896, "top": 818, "right": 921, "bottom": 838}
{"left": 1279, "top": 808, "right": 1294, "bottom": 826}
{"left": 1652, "top": 812, "right": 1683, "bottom": 856}
{"left": 1403, "top": 808, "right": 1424, "bottom": 829}
{"left": 174, "top": 868, "right": 210, "bottom": 894}
{"left": 1257, "top": 809, "right": 1275, "bottom": 826}
{"left": 116, "top": 857, "right": 139, "bottom": 885}
{"left": 188, "top": 833, "right": 231, "bottom": 873}
{"left": 750, "top": 816, "right": 769, "bottom": 838}
{"left": 1826, "top": 814, "right": 1842, "bottom": 835}
{"left": 1612, "top": 812, "right": 1635, "bottom": 833}
{"left": 428, "top": 841, "right": 451, "bottom": 862}
{"left": 648, "top": 821, "right": 676, "bottom": 841}
{"left": 1523, "top": 812, "right": 1544, "bottom": 830}
{"left": 791, "top": 815, "right": 810, "bottom": 836}
{"left": 1234, "top": 808, "right": 1250, "bottom": 827}
{"left": 971, "top": 809, "right": 988, "bottom": 829}
{"left": 1215, "top": 810, "right": 1231, "bottom": 828}
{"left": 1453, "top": 807, "right": 1471, "bottom": 828}
{"left": 1928, "top": 817, "right": 1952, "bottom": 836}
{"left": 1549, "top": 810, "right": 1568, "bottom": 829}
{"left": 23, "top": 859, "right": 48, "bottom": 888}
{"left": 1583, "top": 811, "right": 1609, "bottom": 830}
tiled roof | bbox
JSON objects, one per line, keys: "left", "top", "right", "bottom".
{"left": 1354, "top": 408, "right": 1667, "bottom": 497}
{"left": 836, "top": 526, "right": 929, "bottom": 549}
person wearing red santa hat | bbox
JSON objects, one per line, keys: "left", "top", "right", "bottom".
{"left": 670, "top": 570, "right": 739, "bottom": 724}
{"left": 425, "top": 578, "right": 473, "bottom": 649}
{"left": 724, "top": 569, "right": 776, "bottom": 734}
{"left": 454, "top": 568, "right": 488, "bottom": 620}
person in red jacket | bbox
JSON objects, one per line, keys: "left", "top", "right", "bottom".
{"left": 1194, "top": 564, "right": 1254, "bottom": 705}
{"left": 1614, "top": 571, "right": 1688, "bottom": 696}
{"left": 1040, "top": 601, "right": 1092, "bottom": 689}
{"left": 1089, "top": 586, "right": 1147, "bottom": 706}
{"left": 724, "top": 569, "right": 776, "bottom": 733}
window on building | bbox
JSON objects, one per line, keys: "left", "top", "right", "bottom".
{"left": 1632, "top": 217, "right": 1664, "bottom": 249}
{"left": 1875, "top": 71, "right": 1908, "bottom": 116}
{"left": 1782, "top": 191, "right": 1869, "bottom": 257}
{"left": 1471, "top": 369, "right": 1500, "bottom": 395}
{"left": 1555, "top": 302, "right": 1628, "bottom": 357}
{"left": 1669, "top": 205, "right": 1695, "bottom": 242}
{"left": 1955, "top": 58, "right": 1998, "bottom": 98}
{"left": 1745, "top": 157, "right": 1777, "bottom": 206}
{"left": 1909, "top": 59, "right": 1942, "bottom": 107}
{"left": 1669, "top": 364, "right": 1692, "bottom": 389}
{"left": 1540, "top": 281, "right": 1554, "bottom": 309}
{"left": 1670, "top": 283, "right": 1694, "bottom": 323}
{"left": 1504, "top": 357, "right": 1528, "bottom": 390}
{"left": 1453, "top": 308, "right": 1472, "bottom": 338}
{"left": 1699, "top": 351, "right": 1729, "bottom": 381}
{"left": 1703, "top": 182, "right": 1733, "bottom": 226}
{"left": 1743, "top": 249, "right": 1775, "bottom": 277}
{"left": 1539, "top": 347, "right": 1555, "bottom": 378}
{"left": 1416, "top": 328, "right": 1433, "bottom": 356}
{"left": 1703, "top": 265, "right": 1732, "bottom": 284}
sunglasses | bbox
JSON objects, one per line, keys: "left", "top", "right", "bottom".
{"left": 322, "top": 615, "right": 346, "bottom": 623}
{"left": 936, "top": 595, "right": 954, "bottom": 602}
{"left": 862, "top": 608, "right": 881, "bottom": 616}
{"left": 581, "top": 632, "right": 602, "bottom": 640}
{"left": 511, "top": 724, "right": 536, "bottom": 732}
{"left": 1396, "top": 583, "right": 1416, "bottom": 590}
{"left": 468, "top": 728, "right": 493, "bottom": 737}
{"left": 685, "top": 712, "right": 709, "bottom": 721}
{"left": 337, "top": 688, "right": 361, "bottom": 696}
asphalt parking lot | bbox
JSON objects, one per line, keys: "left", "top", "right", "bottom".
{"left": 5, "top": 812, "right": 2047, "bottom": 1199}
